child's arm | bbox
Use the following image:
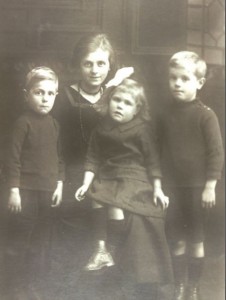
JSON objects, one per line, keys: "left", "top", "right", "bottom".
{"left": 75, "top": 171, "right": 95, "bottom": 201}
{"left": 51, "top": 181, "right": 63, "bottom": 207}
{"left": 202, "top": 179, "right": 217, "bottom": 209}
{"left": 153, "top": 178, "right": 169, "bottom": 210}
{"left": 8, "top": 187, "right": 22, "bottom": 213}
{"left": 7, "top": 116, "right": 28, "bottom": 213}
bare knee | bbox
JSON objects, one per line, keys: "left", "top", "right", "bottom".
{"left": 189, "top": 242, "right": 204, "bottom": 257}
{"left": 108, "top": 207, "right": 124, "bottom": 220}
{"left": 173, "top": 240, "right": 187, "bottom": 256}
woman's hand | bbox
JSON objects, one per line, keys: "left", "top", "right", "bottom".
{"left": 8, "top": 187, "right": 22, "bottom": 213}
{"left": 75, "top": 185, "right": 89, "bottom": 201}
{"left": 153, "top": 187, "right": 169, "bottom": 210}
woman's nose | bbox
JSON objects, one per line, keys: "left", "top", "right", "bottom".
{"left": 91, "top": 64, "right": 98, "bottom": 73}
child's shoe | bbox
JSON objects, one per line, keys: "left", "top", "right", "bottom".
{"left": 174, "top": 283, "right": 186, "bottom": 300}
{"left": 84, "top": 247, "right": 114, "bottom": 271}
{"left": 186, "top": 285, "right": 201, "bottom": 300}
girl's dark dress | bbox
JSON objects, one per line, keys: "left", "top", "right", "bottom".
{"left": 85, "top": 117, "right": 173, "bottom": 284}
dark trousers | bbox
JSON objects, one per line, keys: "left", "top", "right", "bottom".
{"left": 4, "top": 189, "right": 58, "bottom": 293}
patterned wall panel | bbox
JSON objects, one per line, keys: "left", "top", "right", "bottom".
{"left": 187, "top": 0, "right": 225, "bottom": 65}
{"left": 0, "top": 0, "right": 104, "bottom": 56}
{"left": 130, "top": 0, "right": 187, "bottom": 55}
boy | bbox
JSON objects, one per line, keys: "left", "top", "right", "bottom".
{"left": 157, "top": 51, "right": 224, "bottom": 300}
{"left": 5, "top": 66, "right": 64, "bottom": 299}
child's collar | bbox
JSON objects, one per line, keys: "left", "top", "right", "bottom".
{"left": 100, "top": 116, "right": 145, "bottom": 132}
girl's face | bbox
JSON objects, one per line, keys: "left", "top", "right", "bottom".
{"left": 109, "top": 90, "right": 139, "bottom": 124}
{"left": 80, "top": 48, "right": 110, "bottom": 92}
{"left": 25, "top": 80, "right": 58, "bottom": 115}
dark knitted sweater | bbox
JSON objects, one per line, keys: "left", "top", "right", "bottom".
{"left": 6, "top": 110, "right": 65, "bottom": 191}
{"left": 157, "top": 99, "right": 224, "bottom": 187}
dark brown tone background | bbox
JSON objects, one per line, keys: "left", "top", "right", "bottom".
{"left": 0, "top": 1, "right": 224, "bottom": 299}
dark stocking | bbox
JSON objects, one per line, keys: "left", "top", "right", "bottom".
{"left": 172, "top": 254, "right": 187, "bottom": 284}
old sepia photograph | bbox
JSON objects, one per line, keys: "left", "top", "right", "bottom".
{"left": 0, "top": 1, "right": 224, "bottom": 299}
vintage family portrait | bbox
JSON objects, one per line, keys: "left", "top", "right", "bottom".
{"left": 0, "top": 1, "right": 224, "bottom": 299}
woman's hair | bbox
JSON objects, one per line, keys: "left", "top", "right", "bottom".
{"left": 95, "top": 78, "right": 151, "bottom": 121}
{"left": 25, "top": 66, "right": 58, "bottom": 91}
{"left": 169, "top": 51, "right": 207, "bottom": 79}
{"left": 71, "top": 33, "right": 117, "bottom": 74}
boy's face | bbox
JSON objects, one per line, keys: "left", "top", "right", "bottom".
{"left": 80, "top": 48, "right": 110, "bottom": 91}
{"left": 25, "top": 80, "right": 58, "bottom": 115}
{"left": 109, "top": 90, "right": 139, "bottom": 124}
{"left": 169, "top": 64, "right": 205, "bottom": 102}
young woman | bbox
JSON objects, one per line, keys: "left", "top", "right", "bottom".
{"left": 53, "top": 33, "right": 133, "bottom": 218}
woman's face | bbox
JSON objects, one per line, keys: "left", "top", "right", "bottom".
{"left": 80, "top": 48, "right": 110, "bottom": 92}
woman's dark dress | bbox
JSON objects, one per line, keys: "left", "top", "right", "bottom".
{"left": 52, "top": 85, "right": 102, "bottom": 217}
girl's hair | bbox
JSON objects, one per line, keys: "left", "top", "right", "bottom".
{"left": 71, "top": 33, "right": 117, "bottom": 73}
{"left": 169, "top": 51, "right": 207, "bottom": 79}
{"left": 95, "top": 78, "right": 151, "bottom": 121}
{"left": 25, "top": 66, "right": 58, "bottom": 91}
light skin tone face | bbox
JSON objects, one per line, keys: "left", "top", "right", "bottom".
{"left": 25, "top": 80, "right": 58, "bottom": 115}
{"left": 80, "top": 48, "right": 110, "bottom": 93}
{"left": 109, "top": 90, "right": 139, "bottom": 124}
{"left": 169, "top": 63, "right": 205, "bottom": 102}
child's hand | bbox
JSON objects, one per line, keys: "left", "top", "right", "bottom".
{"left": 75, "top": 185, "right": 89, "bottom": 201}
{"left": 105, "top": 67, "right": 134, "bottom": 88}
{"left": 153, "top": 187, "right": 169, "bottom": 210}
{"left": 51, "top": 181, "right": 63, "bottom": 207}
{"left": 8, "top": 188, "right": 22, "bottom": 213}
{"left": 202, "top": 186, "right": 216, "bottom": 209}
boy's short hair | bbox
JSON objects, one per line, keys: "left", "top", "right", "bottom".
{"left": 169, "top": 51, "right": 207, "bottom": 79}
{"left": 25, "top": 66, "right": 58, "bottom": 91}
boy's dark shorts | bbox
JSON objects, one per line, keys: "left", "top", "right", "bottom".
{"left": 165, "top": 186, "right": 207, "bottom": 244}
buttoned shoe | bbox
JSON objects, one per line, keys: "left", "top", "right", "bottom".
{"left": 174, "top": 283, "right": 186, "bottom": 300}
{"left": 84, "top": 248, "right": 115, "bottom": 271}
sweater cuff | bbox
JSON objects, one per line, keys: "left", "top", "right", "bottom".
{"left": 7, "top": 178, "right": 20, "bottom": 188}
{"left": 149, "top": 168, "right": 162, "bottom": 179}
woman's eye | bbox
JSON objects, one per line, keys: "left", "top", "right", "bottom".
{"left": 98, "top": 61, "right": 105, "bottom": 67}
{"left": 48, "top": 91, "right": 55, "bottom": 96}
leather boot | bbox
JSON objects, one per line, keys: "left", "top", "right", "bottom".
{"left": 83, "top": 241, "right": 114, "bottom": 271}
{"left": 174, "top": 283, "right": 186, "bottom": 300}
{"left": 186, "top": 285, "right": 201, "bottom": 300}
